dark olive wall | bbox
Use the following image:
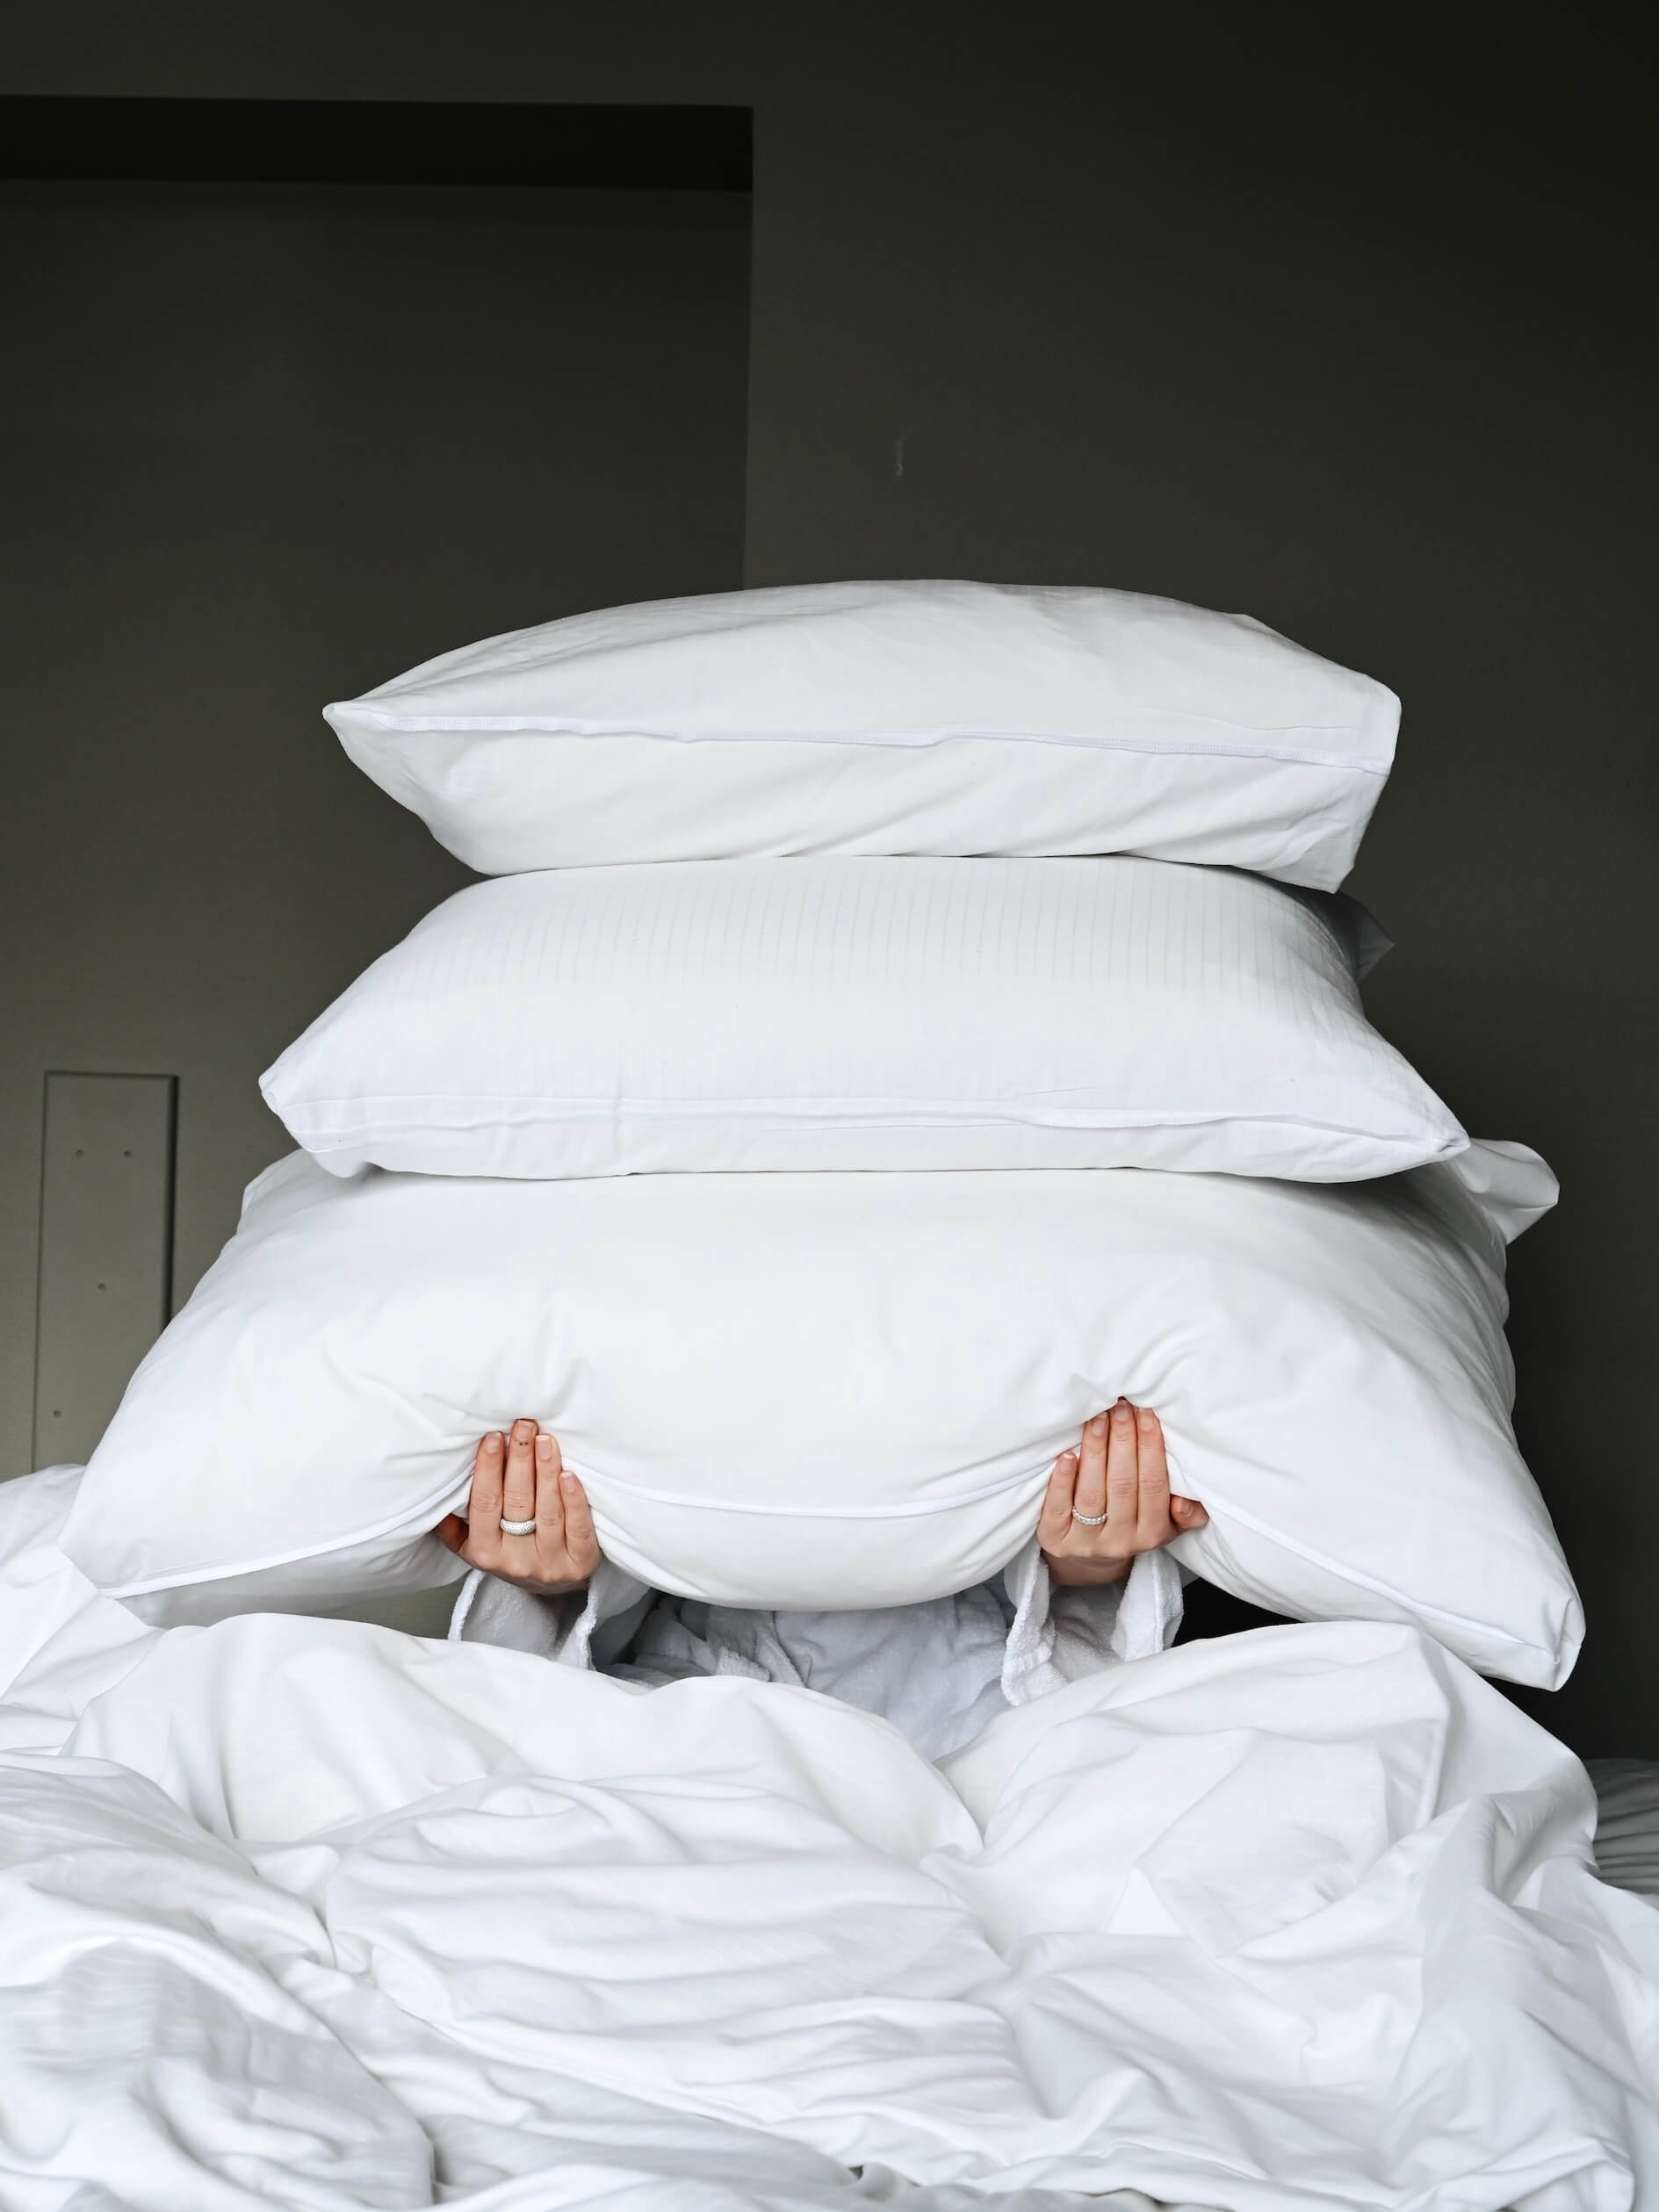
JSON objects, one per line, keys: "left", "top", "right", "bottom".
{"left": 0, "top": 179, "right": 753, "bottom": 1477}
{"left": 730, "top": 11, "right": 1658, "bottom": 1760}
{"left": 3, "top": 4, "right": 1653, "bottom": 1753}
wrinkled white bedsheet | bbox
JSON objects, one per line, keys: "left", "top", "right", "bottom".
{"left": 3, "top": 1466, "right": 1657, "bottom": 2212}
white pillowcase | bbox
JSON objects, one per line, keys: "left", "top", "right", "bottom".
{"left": 326, "top": 582, "right": 1399, "bottom": 889}
{"left": 261, "top": 858, "right": 1459, "bottom": 1183}
{"left": 59, "top": 1142, "right": 1578, "bottom": 1688}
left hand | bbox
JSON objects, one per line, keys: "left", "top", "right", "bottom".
{"left": 1038, "top": 1398, "right": 1208, "bottom": 1587}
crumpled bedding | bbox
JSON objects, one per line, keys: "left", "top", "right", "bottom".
{"left": 2, "top": 1463, "right": 1657, "bottom": 2212}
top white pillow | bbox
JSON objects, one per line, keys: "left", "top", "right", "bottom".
{"left": 327, "top": 581, "right": 1399, "bottom": 888}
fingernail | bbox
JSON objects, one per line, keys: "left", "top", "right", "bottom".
{"left": 1137, "top": 1407, "right": 1157, "bottom": 1432}
{"left": 484, "top": 1431, "right": 503, "bottom": 1452}
{"left": 535, "top": 1435, "right": 553, "bottom": 1460}
{"left": 514, "top": 1419, "right": 535, "bottom": 1440}
{"left": 560, "top": 1470, "right": 579, "bottom": 1488}
{"left": 1113, "top": 1402, "right": 1133, "bottom": 1425}
{"left": 1090, "top": 1415, "right": 1107, "bottom": 1437}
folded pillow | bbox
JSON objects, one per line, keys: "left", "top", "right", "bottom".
{"left": 261, "top": 857, "right": 1458, "bottom": 1183}
{"left": 325, "top": 581, "right": 1399, "bottom": 889}
{"left": 59, "top": 1142, "right": 1579, "bottom": 1688}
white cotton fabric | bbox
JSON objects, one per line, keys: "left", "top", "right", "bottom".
{"left": 60, "top": 1142, "right": 1579, "bottom": 1685}
{"left": 262, "top": 858, "right": 1461, "bottom": 1183}
{"left": 0, "top": 1465, "right": 158, "bottom": 1754}
{"left": 3, "top": 1470, "right": 1658, "bottom": 2212}
{"left": 326, "top": 580, "right": 1400, "bottom": 888}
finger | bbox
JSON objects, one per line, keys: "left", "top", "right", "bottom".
{"left": 533, "top": 1430, "right": 566, "bottom": 1549}
{"left": 468, "top": 1431, "right": 505, "bottom": 1559}
{"left": 435, "top": 1513, "right": 466, "bottom": 1555}
{"left": 1104, "top": 1398, "right": 1140, "bottom": 1536}
{"left": 1074, "top": 1413, "right": 1108, "bottom": 1522}
{"left": 1036, "top": 1449, "right": 1078, "bottom": 1552}
{"left": 559, "top": 1470, "right": 601, "bottom": 1577}
{"left": 501, "top": 1417, "right": 537, "bottom": 1525}
{"left": 1171, "top": 1494, "right": 1208, "bottom": 1530}
{"left": 1133, "top": 1405, "right": 1172, "bottom": 1541}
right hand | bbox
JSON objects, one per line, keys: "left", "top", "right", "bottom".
{"left": 436, "top": 1418, "right": 601, "bottom": 1595}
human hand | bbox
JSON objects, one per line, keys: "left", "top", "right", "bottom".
{"left": 436, "top": 1418, "right": 600, "bottom": 1596}
{"left": 1037, "top": 1398, "right": 1208, "bottom": 1587}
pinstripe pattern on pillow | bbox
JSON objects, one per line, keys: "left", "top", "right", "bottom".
{"left": 263, "top": 857, "right": 1464, "bottom": 1182}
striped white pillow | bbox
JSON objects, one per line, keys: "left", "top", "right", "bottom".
{"left": 262, "top": 856, "right": 1463, "bottom": 1183}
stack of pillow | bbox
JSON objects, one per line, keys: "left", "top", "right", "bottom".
{"left": 60, "top": 582, "right": 1583, "bottom": 1690}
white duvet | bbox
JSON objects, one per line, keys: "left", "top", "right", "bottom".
{"left": 3, "top": 1466, "right": 1657, "bottom": 2212}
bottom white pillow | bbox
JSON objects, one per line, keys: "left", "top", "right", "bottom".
{"left": 60, "top": 1145, "right": 1579, "bottom": 1687}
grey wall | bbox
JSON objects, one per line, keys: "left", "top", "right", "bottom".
{"left": 3, "top": 4, "right": 1652, "bottom": 1753}
{"left": 0, "top": 177, "right": 752, "bottom": 1469}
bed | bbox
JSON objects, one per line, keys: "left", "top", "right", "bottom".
{"left": 2, "top": 1461, "right": 1656, "bottom": 2212}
